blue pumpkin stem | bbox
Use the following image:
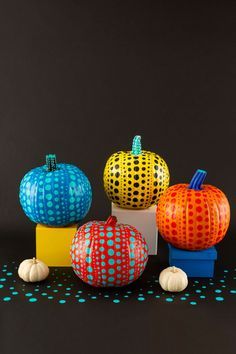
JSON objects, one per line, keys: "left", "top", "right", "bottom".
{"left": 131, "top": 135, "right": 142, "bottom": 155}
{"left": 188, "top": 169, "right": 207, "bottom": 190}
{"left": 46, "top": 154, "right": 57, "bottom": 172}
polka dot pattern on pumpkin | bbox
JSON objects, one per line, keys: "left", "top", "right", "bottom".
{"left": 19, "top": 163, "right": 92, "bottom": 226}
{"left": 70, "top": 220, "right": 149, "bottom": 287}
{"left": 104, "top": 150, "right": 169, "bottom": 209}
{"left": 156, "top": 184, "right": 230, "bottom": 250}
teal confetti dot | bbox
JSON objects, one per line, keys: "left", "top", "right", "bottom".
{"left": 3, "top": 297, "right": 11, "bottom": 302}
{"left": 0, "top": 284, "right": 4, "bottom": 289}
{"left": 113, "top": 299, "right": 120, "bottom": 303}
{"left": 138, "top": 297, "right": 145, "bottom": 301}
{"left": 190, "top": 301, "right": 197, "bottom": 305}
{"left": 166, "top": 298, "right": 173, "bottom": 302}
{"left": 59, "top": 300, "right": 66, "bottom": 304}
{"left": 29, "top": 298, "right": 37, "bottom": 303}
{"left": 215, "top": 289, "right": 222, "bottom": 293}
{"left": 78, "top": 298, "right": 86, "bottom": 303}
{"left": 25, "top": 293, "right": 33, "bottom": 297}
{"left": 180, "top": 297, "right": 186, "bottom": 301}
{"left": 230, "top": 290, "right": 236, "bottom": 294}
{"left": 215, "top": 297, "right": 224, "bottom": 302}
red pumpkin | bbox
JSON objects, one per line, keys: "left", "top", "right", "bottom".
{"left": 156, "top": 169, "right": 230, "bottom": 250}
{"left": 70, "top": 216, "right": 148, "bottom": 287}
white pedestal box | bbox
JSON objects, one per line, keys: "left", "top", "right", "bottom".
{"left": 111, "top": 203, "right": 158, "bottom": 255}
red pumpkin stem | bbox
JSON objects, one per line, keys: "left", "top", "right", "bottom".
{"left": 105, "top": 216, "right": 117, "bottom": 227}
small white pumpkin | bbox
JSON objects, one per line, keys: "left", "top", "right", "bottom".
{"left": 18, "top": 257, "right": 49, "bottom": 282}
{"left": 159, "top": 266, "right": 188, "bottom": 292}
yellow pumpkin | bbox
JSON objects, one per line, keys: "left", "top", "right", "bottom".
{"left": 103, "top": 135, "right": 170, "bottom": 209}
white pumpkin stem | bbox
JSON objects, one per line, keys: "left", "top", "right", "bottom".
{"left": 171, "top": 266, "right": 178, "bottom": 273}
{"left": 32, "top": 257, "right": 37, "bottom": 264}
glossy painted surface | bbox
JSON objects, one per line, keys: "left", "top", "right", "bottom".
{"left": 104, "top": 136, "right": 170, "bottom": 209}
{"left": 157, "top": 183, "right": 230, "bottom": 250}
{"left": 19, "top": 162, "right": 92, "bottom": 226}
{"left": 70, "top": 216, "right": 148, "bottom": 287}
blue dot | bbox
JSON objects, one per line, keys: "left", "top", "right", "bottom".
{"left": 87, "top": 266, "right": 93, "bottom": 272}
{"left": 108, "top": 277, "right": 115, "bottom": 282}
{"left": 190, "top": 301, "right": 197, "bottom": 305}
{"left": 108, "top": 259, "right": 115, "bottom": 265}
{"left": 107, "top": 240, "right": 114, "bottom": 246}
{"left": 3, "top": 297, "right": 11, "bottom": 302}
{"left": 215, "top": 289, "right": 222, "bottom": 293}
{"left": 138, "top": 297, "right": 145, "bottom": 301}
{"left": 86, "top": 257, "right": 92, "bottom": 263}
{"left": 215, "top": 297, "right": 224, "bottom": 302}
{"left": 100, "top": 232, "right": 105, "bottom": 237}
{"left": 166, "top": 298, "right": 173, "bottom": 302}
{"left": 99, "top": 247, "right": 105, "bottom": 252}
{"left": 113, "top": 299, "right": 120, "bottom": 303}
{"left": 78, "top": 298, "right": 86, "bottom": 303}
{"left": 99, "top": 239, "right": 105, "bottom": 244}
{"left": 130, "top": 260, "right": 135, "bottom": 267}
{"left": 59, "top": 300, "right": 66, "bottom": 304}
{"left": 46, "top": 194, "right": 52, "bottom": 200}
{"left": 12, "top": 291, "right": 18, "bottom": 295}
{"left": 129, "top": 237, "right": 135, "bottom": 242}
{"left": 108, "top": 249, "right": 114, "bottom": 256}
{"left": 87, "top": 275, "right": 93, "bottom": 280}
{"left": 108, "top": 268, "right": 115, "bottom": 275}
{"left": 107, "top": 232, "right": 113, "bottom": 237}
{"left": 25, "top": 293, "right": 33, "bottom": 297}
{"left": 29, "top": 298, "right": 38, "bottom": 303}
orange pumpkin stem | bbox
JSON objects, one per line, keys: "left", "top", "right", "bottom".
{"left": 105, "top": 216, "right": 117, "bottom": 227}
{"left": 189, "top": 169, "right": 207, "bottom": 190}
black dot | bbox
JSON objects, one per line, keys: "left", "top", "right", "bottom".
{"left": 115, "top": 172, "right": 120, "bottom": 178}
{"left": 153, "top": 189, "right": 157, "bottom": 194}
{"left": 128, "top": 174, "right": 132, "bottom": 178}
{"left": 141, "top": 173, "right": 145, "bottom": 177}
{"left": 154, "top": 173, "right": 158, "bottom": 178}
{"left": 134, "top": 175, "right": 139, "bottom": 180}
{"left": 154, "top": 181, "right": 158, "bottom": 186}
{"left": 128, "top": 168, "right": 131, "bottom": 171}
{"left": 115, "top": 164, "right": 119, "bottom": 169}
{"left": 134, "top": 166, "right": 139, "bottom": 172}
{"left": 133, "top": 191, "right": 139, "bottom": 195}
{"left": 128, "top": 181, "right": 132, "bottom": 185}
{"left": 142, "top": 167, "right": 146, "bottom": 171}
{"left": 115, "top": 181, "right": 119, "bottom": 186}
{"left": 134, "top": 183, "right": 139, "bottom": 188}
{"left": 128, "top": 187, "right": 132, "bottom": 191}
{"left": 154, "top": 165, "right": 159, "bottom": 170}
{"left": 114, "top": 188, "right": 119, "bottom": 193}
{"left": 134, "top": 160, "right": 139, "bottom": 165}
{"left": 133, "top": 198, "right": 138, "bottom": 202}
{"left": 110, "top": 179, "right": 113, "bottom": 184}
{"left": 128, "top": 193, "right": 131, "bottom": 196}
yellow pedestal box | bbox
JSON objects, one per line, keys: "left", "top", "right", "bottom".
{"left": 36, "top": 224, "right": 78, "bottom": 267}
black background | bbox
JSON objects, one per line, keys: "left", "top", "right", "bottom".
{"left": 0, "top": 1, "right": 235, "bottom": 354}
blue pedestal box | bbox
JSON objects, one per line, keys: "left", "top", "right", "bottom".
{"left": 168, "top": 244, "right": 217, "bottom": 278}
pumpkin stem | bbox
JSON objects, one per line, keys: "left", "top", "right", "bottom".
{"left": 105, "top": 216, "right": 117, "bottom": 227}
{"left": 32, "top": 257, "right": 37, "bottom": 264}
{"left": 131, "top": 135, "right": 142, "bottom": 155}
{"left": 172, "top": 266, "right": 178, "bottom": 273}
{"left": 188, "top": 169, "right": 207, "bottom": 191}
{"left": 46, "top": 154, "right": 57, "bottom": 172}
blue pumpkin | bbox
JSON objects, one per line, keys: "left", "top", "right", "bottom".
{"left": 19, "top": 154, "right": 92, "bottom": 226}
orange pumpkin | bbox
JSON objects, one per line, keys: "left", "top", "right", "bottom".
{"left": 156, "top": 169, "right": 230, "bottom": 250}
